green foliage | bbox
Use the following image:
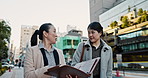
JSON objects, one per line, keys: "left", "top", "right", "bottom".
{"left": 142, "top": 12, "right": 148, "bottom": 22}
{"left": 0, "top": 20, "right": 11, "bottom": 61}
{"left": 128, "top": 6, "right": 131, "bottom": 12}
{"left": 0, "top": 62, "right": 2, "bottom": 69}
{"left": 120, "top": 16, "right": 123, "bottom": 21}
{"left": 121, "top": 16, "right": 130, "bottom": 28}
{"left": 0, "top": 66, "right": 8, "bottom": 76}
{"left": 138, "top": 8, "right": 143, "bottom": 16}
{"left": 110, "top": 21, "right": 118, "bottom": 29}
{"left": 137, "top": 10, "right": 148, "bottom": 23}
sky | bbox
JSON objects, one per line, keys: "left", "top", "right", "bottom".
{"left": 0, "top": 0, "right": 90, "bottom": 48}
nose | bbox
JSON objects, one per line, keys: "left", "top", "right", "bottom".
{"left": 55, "top": 33, "right": 58, "bottom": 37}
{"left": 88, "top": 33, "right": 92, "bottom": 37}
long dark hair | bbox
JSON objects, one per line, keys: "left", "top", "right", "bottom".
{"left": 31, "top": 23, "right": 53, "bottom": 46}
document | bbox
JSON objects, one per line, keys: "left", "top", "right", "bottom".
{"left": 44, "top": 57, "right": 100, "bottom": 78}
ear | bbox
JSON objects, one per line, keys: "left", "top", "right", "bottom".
{"left": 99, "top": 32, "right": 102, "bottom": 37}
{"left": 43, "top": 31, "right": 48, "bottom": 38}
{"left": 100, "top": 31, "right": 103, "bottom": 37}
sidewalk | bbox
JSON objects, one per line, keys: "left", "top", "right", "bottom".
{"left": 113, "top": 70, "right": 148, "bottom": 78}
{"left": 0, "top": 67, "right": 24, "bottom": 78}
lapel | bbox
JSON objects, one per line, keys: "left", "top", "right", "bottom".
{"left": 40, "top": 48, "right": 60, "bottom": 66}
{"left": 53, "top": 49, "right": 59, "bottom": 65}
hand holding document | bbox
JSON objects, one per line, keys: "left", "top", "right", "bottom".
{"left": 44, "top": 57, "right": 100, "bottom": 78}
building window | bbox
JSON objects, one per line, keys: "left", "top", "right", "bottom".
{"left": 73, "top": 40, "right": 79, "bottom": 45}
{"left": 119, "top": 29, "right": 148, "bottom": 40}
{"left": 139, "top": 43, "right": 145, "bottom": 49}
{"left": 63, "top": 40, "right": 66, "bottom": 46}
{"left": 67, "top": 39, "right": 71, "bottom": 45}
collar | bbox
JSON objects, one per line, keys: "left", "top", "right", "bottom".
{"left": 85, "top": 39, "right": 110, "bottom": 52}
{"left": 84, "top": 39, "right": 105, "bottom": 47}
{"left": 38, "top": 42, "right": 55, "bottom": 52}
{"left": 84, "top": 39, "right": 108, "bottom": 48}
{"left": 91, "top": 40, "right": 104, "bottom": 49}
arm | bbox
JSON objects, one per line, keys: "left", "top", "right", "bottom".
{"left": 24, "top": 48, "right": 49, "bottom": 78}
{"left": 107, "top": 47, "right": 113, "bottom": 78}
{"left": 71, "top": 42, "right": 83, "bottom": 66}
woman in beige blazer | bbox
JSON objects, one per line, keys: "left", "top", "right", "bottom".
{"left": 24, "top": 23, "right": 66, "bottom": 78}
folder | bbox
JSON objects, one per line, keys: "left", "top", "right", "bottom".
{"left": 44, "top": 57, "right": 100, "bottom": 78}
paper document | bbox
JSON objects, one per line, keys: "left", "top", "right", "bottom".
{"left": 74, "top": 57, "right": 100, "bottom": 74}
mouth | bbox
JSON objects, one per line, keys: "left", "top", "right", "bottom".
{"left": 55, "top": 38, "right": 57, "bottom": 41}
{"left": 89, "top": 38, "right": 93, "bottom": 40}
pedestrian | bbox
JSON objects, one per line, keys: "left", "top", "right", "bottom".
{"left": 72, "top": 22, "right": 113, "bottom": 78}
{"left": 18, "top": 59, "right": 21, "bottom": 68}
{"left": 24, "top": 23, "right": 66, "bottom": 78}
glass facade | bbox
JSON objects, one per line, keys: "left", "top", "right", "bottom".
{"left": 119, "top": 28, "right": 148, "bottom": 40}
{"left": 99, "top": 0, "right": 148, "bottom": 68}
{"left": 122, "top": 42, "right": 148, "bottom": 52}
{"left": 99, "top": 0, "right": 148, "bottom": 28}
{"left": 118, "top": 28, "right": 148, "bottom": 52}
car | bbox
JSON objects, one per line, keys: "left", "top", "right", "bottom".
{"left": 2, "top": 62, "right": 14, "bottom": 68}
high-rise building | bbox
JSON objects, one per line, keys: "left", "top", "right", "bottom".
{"left": 100, "top": 0, "right": 148, "bottom": 28}
{"left": 20, "top": 25, "right": 38, "bottom": 53}
{"left": 89, "top": 0, "right": 125, "bottom": 22}
{"left": 67, "top": 25, "right": 77, "bottom": 32}
{"left": 90, "top": 0, "right": 148, "bottom": 28}
{"left": 89, "top": 0, "right": 148, "bottom": 68}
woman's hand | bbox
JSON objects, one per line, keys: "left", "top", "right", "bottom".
{"left": 66, "top": 74, "right": 78, "bottom": 78}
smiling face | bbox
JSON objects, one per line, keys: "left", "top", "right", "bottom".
{"left": 43, "top": 26, "right": 57, "bottom": 44}
{"left": 87, "top": 29, "right": 102, "bottom": 43}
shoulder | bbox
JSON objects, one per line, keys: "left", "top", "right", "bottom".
{"left": 76, "top": 42, "right": 85, "bottom": 50}
{"left": 53, "top": 47, "right": 63, "bottom": 53}
{"left": 101, "top": 39, "right": 112, "bottom": 51}
{"left": 26, "top": 46, "right": 40, "bottom": 53}
{"left": 78, "top": 42, "right": 84, "bottom": 46}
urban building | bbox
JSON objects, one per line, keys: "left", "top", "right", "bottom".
{"left": 19, "top": 25, "right": 38, "bottom": 67}
{"left": 67, "top": 25, "right": 77, "bottom": 32}
{"left": 20, "top": 25, "right": 38, "bottom": 53}
{"left": 90, "top": 0, "right": 148, "bottom": 69}
{"left": 99, "top": 0, "right": 148, "bottom": 28}
{"left": 55, "top": 29, "right": 87, "bottom": 63}
{"left": 117, "top": 21, "right": 148, "bottom": 68}
{"left": 89, "top": 0, "right": 125, "bottom": 22}
{"left": 103, "top": 9, "right": 148, "bottom": 68}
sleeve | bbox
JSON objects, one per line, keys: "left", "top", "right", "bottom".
{"left": 71, "top": 42, "right": 83, "bottom": 66}
{"left": 107, "top": 46, "right": 113, "bottom": 78}
{"left": 24, "top": 48, "right": 50, "bottom": 78}
{"left": 58, "top": 49, "right": 66, "bottom": 65}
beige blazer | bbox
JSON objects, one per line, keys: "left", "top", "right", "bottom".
{"left": 24, "top": 46, "right": 66, "bottom": 78}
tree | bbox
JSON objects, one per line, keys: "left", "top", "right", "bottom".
{"left": 128, "top": 6, "right": 131, "bottom": 12}
{"left": 142, "top": 10, "right": 148, "bottom": 22}
{"left": 120, "top": 16, "right": 123, "bottom": 21}
{"left": 0, "top": 20, "right": 11, "bottom": 62}
{"left": 110, "top": 21, "right": 118, "bottom": 29}
{"left": 121, "top": 16, "right": 130, "bottom": 28}
{"left": 138, "top": 8, "right": 143, "bottom": 16}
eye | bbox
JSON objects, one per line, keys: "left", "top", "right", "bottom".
{"left": 92, "top": 31, "right": 95, "bottom": 34}
{"left": 54, "top": 30, "right": 56, "bottom": 33}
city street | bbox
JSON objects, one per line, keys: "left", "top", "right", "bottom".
{"left": 113, "top": 70, "right": 148, "bottom": 78}
{"left": 1, "top": 67, "right": 148, "bottom": 78}
{"left": 0, "top": 67, "right": 24, "bottom": 78}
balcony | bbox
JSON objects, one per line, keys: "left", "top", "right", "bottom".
{"left": 118, "top": 36, "right": 148, "bottom": 46}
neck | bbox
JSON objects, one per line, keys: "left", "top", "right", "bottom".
{"left": 42, "top": 39, "right": 52, "bottom": 51}
{"left": 92, "top": 39, "right": 100, "bottom": 48}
